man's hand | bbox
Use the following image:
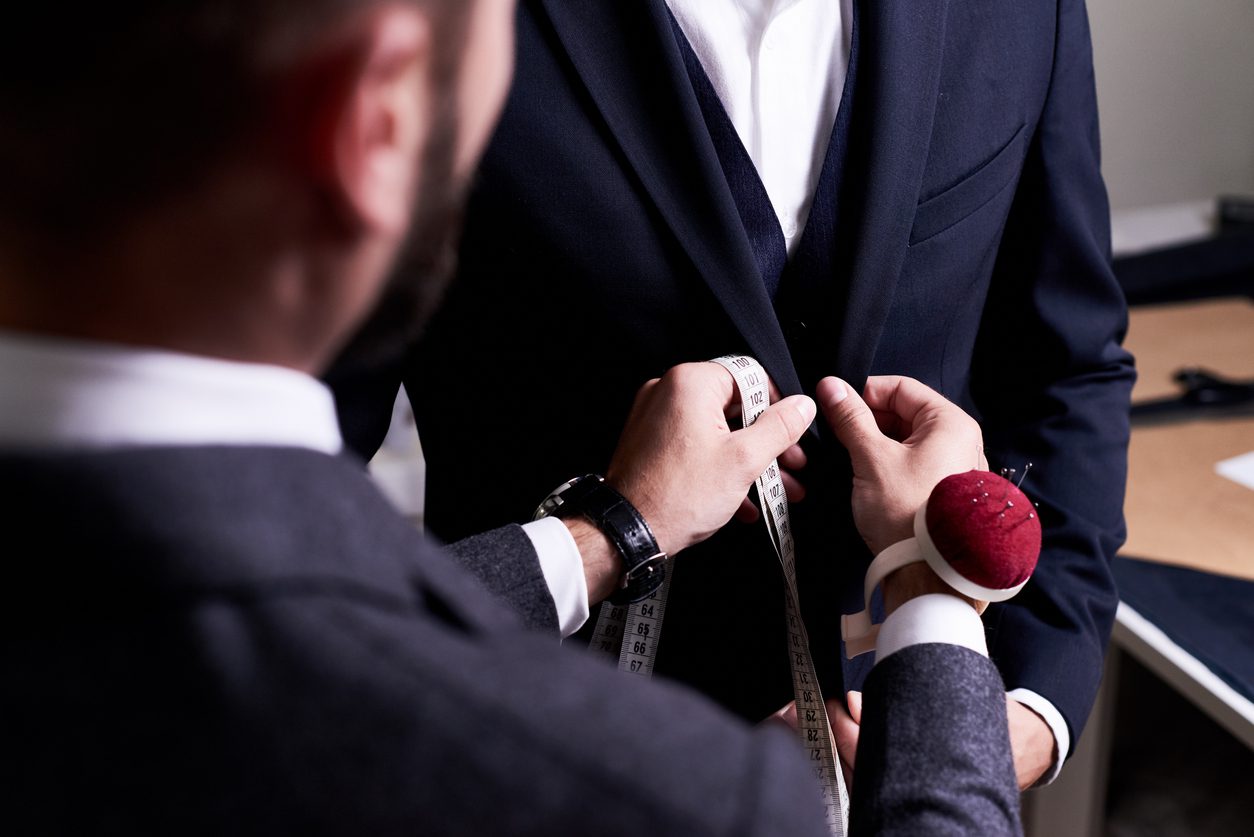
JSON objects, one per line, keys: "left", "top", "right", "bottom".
{"left": 794, "top": 678, "right": 1057, "bottom": 794}
{"left": 1008, "top": 698, "right": 1055, "bottom": 789}
{"left": 814, "top": 374, "right": 993, "bottom": 783}
{"left": 769, "top": 375, "right": 1058, "bottom": 791}
{"left": 816, "top": 375, "right": 987, "bottom": 555}
{"left": 607, "top": 362, "right": 816, "bottom": 558}
{"left": 802, "top": 689, "right": 1055, "bottom": 793}
{"left": 765, "top": 692, "right": 862, "bottom": 790}
{"left": 732, "top": 438, "right": 809, "bottom": 523}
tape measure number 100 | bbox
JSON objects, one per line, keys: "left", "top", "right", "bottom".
{"left": 588, "top": 354, "right": 849, "bottom": 835}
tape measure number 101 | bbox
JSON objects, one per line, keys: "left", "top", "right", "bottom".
{"left": 588, "top": 354, "right": 849, "bottom": 835}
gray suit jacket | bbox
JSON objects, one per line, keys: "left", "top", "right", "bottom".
{"left": 1, "top": 445, "right": 1019, "bottom": 835}
{"left": 854, "top": 644, "right": 1023, "bottom": 835}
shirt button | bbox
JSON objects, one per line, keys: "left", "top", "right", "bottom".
{"left": 783, "top": 221, "right": 798, "bottom": 238}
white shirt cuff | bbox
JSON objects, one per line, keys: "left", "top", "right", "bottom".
{"left": 874, "top": 594, "right": 989, "bottom": 664}
{"left": 521, "top": 517, "right": 590, "bottom": 638}
{"left": 1007, "top": 687, "right": 1070, "bottom": 786}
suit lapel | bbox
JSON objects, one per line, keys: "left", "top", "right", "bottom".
{"left": 535, "top": 0, "right": 801, "bottom": 395}
{"left": 829, "top": 0, "right": 950, "bottom": 384}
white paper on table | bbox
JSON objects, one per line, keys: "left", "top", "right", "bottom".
{"left": 1215, "top": 451, "right": 1254, "bottom": 492}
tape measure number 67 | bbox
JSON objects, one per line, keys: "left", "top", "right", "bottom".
{"left": 588, "top": 355, "right": 849, "bottom": 836}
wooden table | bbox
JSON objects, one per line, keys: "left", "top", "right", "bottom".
{"left": 1121, "top": 298, "right": 1254, "bottom": 581}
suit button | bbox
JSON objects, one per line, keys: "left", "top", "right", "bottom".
{"left": 786, "top": 320, "right": 809, "bottom": 345}
{"left": 785, "top": 320, "right": 819, "bottom": 386}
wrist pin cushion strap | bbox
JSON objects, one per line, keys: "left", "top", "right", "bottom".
{"left": 842, "top": 470, "right": 1043, "bottom": 657}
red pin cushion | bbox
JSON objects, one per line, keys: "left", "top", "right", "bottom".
{"left": 920, "top": 470, "right": 1041, "bottom": 600}
{"left": 842, "top": 470, "right": 1042, "bottom": 658}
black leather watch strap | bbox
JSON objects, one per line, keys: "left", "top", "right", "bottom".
{"left": 534, "top": 475, "right": 667, "bottom": 604}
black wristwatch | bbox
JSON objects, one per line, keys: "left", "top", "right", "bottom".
{"left": 533, "top": 475, "right": 667, "bottom": 605}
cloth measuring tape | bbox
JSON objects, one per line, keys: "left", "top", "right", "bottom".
{"left": 588, "top": 354, "right": 850, "bottom": 835}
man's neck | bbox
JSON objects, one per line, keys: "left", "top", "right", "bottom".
{"left": 0, "top": 176, "right": 355, "bottom": 375}
{"left": 0, "top": 255, "right": 327, "bottom": 375}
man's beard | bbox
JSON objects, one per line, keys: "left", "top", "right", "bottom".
{"left": 327, "top": 98, "right": 467, "bottom": 375}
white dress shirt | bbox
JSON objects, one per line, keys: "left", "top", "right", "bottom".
{"left": 666, "top": 0, "right": 854, "bottom": 252}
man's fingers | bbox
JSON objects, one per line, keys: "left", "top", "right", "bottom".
{"left": 863, "top": 375, "right": 984, "bottom": 464}
{"left": 778, "top": 443, "right": 807, "bottom": 472}
{"left": 816, "top": 377, "right": 884, "bottom": 472}
{"left": 768, "top": 379, "right": 784, "bottom": 404}
{"left": 763, "top": 700, "right": 798, "bottom": 732}
{"left": 700, "top": 360, "right": 749, "bottom": 415}
{"left": 781, "top": 471, "right": 806, "bottom": 503}
{"left": 846, "top": 690, "right": 863, "bottom": 725}
{"left": 733, "top": 496, "right": 760, "bottom": 524}
{"left": 828, "top": 694, "right": 860, "bottom": 792}
{"left": 862, "top": 374, "right": 985, "bottom": 463}
{"left": 732, "top": 395, "right": 816, "bottom": 474}
{"left": 870, "top": 407, "right": 909, "bottom": 442}
{"left": 861, "top": 375, "right": 953, "bottom": 433}
{"left": 1007, "top": 698, "right": 1055, "bottom": 790}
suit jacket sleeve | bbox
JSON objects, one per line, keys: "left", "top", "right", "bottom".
{"left": 242, "top": 566, "right": 833, "bottom": 836}
{"left": 852, "top": 644, "right": 1023, "bottom": 836}
{"left": 445, "top": 523, "right": 561, "bottom": 634}
{"left": 972, "top": 0, "right": 1135, "bottom": 746}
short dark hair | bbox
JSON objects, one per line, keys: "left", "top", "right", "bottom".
{"left": 0, "top": 2, "right": 466, "bottom": 240}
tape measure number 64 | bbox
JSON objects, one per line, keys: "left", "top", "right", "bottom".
{"left": 588, "top": 354, "right": 849, "bottom": 836}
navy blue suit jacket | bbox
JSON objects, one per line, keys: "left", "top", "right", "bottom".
{"left": 331, "top": 0, "right": 1135, "bottom": 745}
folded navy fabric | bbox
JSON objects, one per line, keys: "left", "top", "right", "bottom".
{"left": 1114, "top": 556, "right": 1254, "bottom": 703}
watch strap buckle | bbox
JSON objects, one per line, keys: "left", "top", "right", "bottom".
{"left": 622, "top": 552, "right": 667, "bottom": 588}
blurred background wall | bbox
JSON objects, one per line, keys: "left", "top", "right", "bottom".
{"left": 1090, "top": 0, "right": 1254, "bottom": 211}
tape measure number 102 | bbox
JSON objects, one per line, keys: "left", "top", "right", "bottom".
{"left": 588, "top": 354, "right": 849, "bottom": 836}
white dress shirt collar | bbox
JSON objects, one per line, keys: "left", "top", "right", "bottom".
{"left": 0, "top": 330, "right": 342, "bottom": 454}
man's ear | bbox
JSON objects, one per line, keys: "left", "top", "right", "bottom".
{"left": 298, "top": 5, "right": 433, "bottom": 237}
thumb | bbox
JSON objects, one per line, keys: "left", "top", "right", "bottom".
{"left": 817, "top": 377, "right": 885, "bottom": 472}
{"left": 846, "top": 690, "right": 863, "bottom": 725}
{"left": 734, "top": 395, "right": 816, "bottom": 468}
